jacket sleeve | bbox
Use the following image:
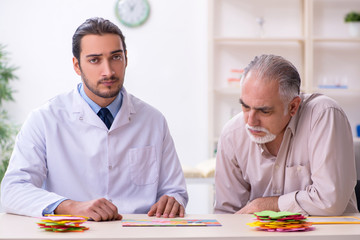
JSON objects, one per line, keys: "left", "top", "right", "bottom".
{"left": 1, "top": 111, "right": 65, "bottom": 217}
{"left": 155, "top": 119, "right": 188, "bottom": 208}
{"left": 279, "top": 107, "right": 357, "bottom": 215}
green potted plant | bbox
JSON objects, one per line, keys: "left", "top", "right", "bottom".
{"left": 345, "top": 11, "right": 360, "bottom": 37}
{"left": 0, "top": 44, "right": 18, "bottom": 184}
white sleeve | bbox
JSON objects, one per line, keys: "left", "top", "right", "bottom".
{"left": 1, "top": 111, "right": 65, "bottom": 217}
{"left": 155, "top": 119, "right": 188, "bottom": 208}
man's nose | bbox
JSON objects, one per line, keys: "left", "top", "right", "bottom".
{"left": 247, "top": 110, "right": 259, "bottom": 126}
{"left": 101, "top": 60, "right": 113, "bottom": 77}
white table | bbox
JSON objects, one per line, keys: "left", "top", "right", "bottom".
{"left": 1, "top": 213, "right": 360, "bottom": 239}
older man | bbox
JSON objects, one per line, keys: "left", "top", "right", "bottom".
{"left": 214, "top": 54, "right": 358, "bottom": 215}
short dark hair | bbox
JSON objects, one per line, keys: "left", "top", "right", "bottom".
{"left": 242, "top": 54, "right": 301, "bottom": 103}
{"left": 72, "top": 17, "right": 127, "bottom": 63}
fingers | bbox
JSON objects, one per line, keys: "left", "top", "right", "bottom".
{"left": 235, "top": 201, "right": 254, "bottom": 214}
{"left": 155, "top": 195, "right": 169, "bottom": 217}
{"left": 147, "top": 195, "right": 184, "bottom": 218}
{"left": 178, "top": 205, "right": 185, "bottom": 218}
{"left": 116, "top": 214, "right": 123, "bottom": 220}
{"left": 162, "top": 197, "right": 176, "bottom": 218}
{"left": 101, "top": 199, "right": 122, "bottom": 221}
{"left": 55, "top": 198, "right": 122, "bottom": 222}
{"left": 91, "top": 198, "right": 122, "bottom": 221}
{"left": 147, "top": 202, "right": 158, "bottom": 217}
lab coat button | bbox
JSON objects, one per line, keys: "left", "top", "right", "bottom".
{"left": 79, "top": 116, "right": 83, "bottom": 120}
{"left": 108, "top": 166, "right": 112, "bottom": 170}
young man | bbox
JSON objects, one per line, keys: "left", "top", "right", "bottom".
{"left": 214, "top": 54, "right": 358, "bottom": 215}
{"left": 1, "top": 17, "right": 188, "bottom": 221}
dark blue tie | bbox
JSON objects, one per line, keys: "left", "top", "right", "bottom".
{"left": 97, "top": 108, "right": 113, "bottom": 129}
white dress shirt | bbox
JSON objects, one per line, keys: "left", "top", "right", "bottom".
{"left": 1, "top": 85, "right": 188, "bottom": 217}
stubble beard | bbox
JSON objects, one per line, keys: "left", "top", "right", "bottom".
{"left": 81, "top": 72, "right": 121, "bottom": 99}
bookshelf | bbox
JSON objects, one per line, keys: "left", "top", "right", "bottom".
{"left": 208, "top": 0, "right": 360, "bottom": 156}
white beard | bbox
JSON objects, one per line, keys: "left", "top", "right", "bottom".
{"left": 245, "top": 123, "right": 276, "bottom": 144}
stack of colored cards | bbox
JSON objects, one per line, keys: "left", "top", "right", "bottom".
{"left": 247, "top": 211, "right": 314, "bottom": 232}
{"left": 37, "top": 215, "right": 89, "bottom": 232}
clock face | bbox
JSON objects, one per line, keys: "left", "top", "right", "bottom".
{"left": 115, "top": 0, "right": 150, "bottom": 28}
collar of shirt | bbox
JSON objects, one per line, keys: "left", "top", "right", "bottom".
{"left": 77, "top": 83, "right": 123, "bottom": 118}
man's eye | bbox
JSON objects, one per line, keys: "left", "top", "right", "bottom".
{"left": 241, "top": 105, "right": 250, "bottom": 111}
{"left": 89, "top": 58, "right": 98, "bottom": 63}
{"left": 241, "top": 104, "right": 250, "bottom": 109}
{"left": 261, "top": 110, "right": 270, "bottom": 114}
{"left": 113, "top": 55, "right": 123, "bottom": 61}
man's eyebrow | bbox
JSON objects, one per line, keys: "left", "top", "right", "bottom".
{"left": 86, "top": 53, "right": 102, "bottom": 58}
{"left": 239, "top": 99, "right": 273, "bottom": 111}
{"left": 255, "top": 106, "right": 273, "bottom": 112}
{"left": 85, "top": 49, "right": 124, "bottom": 58}
{"left": 111, "top": 49, "right": 124, "bottom": 54}
{"left": 239, "top": 99, "right": 248, "bottom": 107}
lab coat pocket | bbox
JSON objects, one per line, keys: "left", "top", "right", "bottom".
{"left": 129, "top": 146, "right": 159, "bottom": 186}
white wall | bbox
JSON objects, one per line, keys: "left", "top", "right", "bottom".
{"left": 0, "top": 0, "right": 210, "bottom": 213}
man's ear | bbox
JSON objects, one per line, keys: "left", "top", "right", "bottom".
{"left": 125, "top": 50, "right": 128, "bottom": 67}
{"left": 289, "top": 96, "right": 301, "bottom": 117}
{"left": 73, "top": 57, "right": 81, "bottom": 76}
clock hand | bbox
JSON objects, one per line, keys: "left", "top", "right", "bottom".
{"left": 129, "top": 1, "right": 135, "bottom": 11}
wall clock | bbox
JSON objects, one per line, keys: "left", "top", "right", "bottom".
{"left": 115, "top": 0, "right": 150, "bottom": 28}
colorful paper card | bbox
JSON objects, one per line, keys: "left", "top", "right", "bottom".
{"left": 308, "top": 216, "right": 360, "bottom": 224}
{"left": 248, "top": 211, "right": 314, "bottom": 232}
{"left": 37, "top": 214, "right": 89, "bottom": 232}
{"left": 122, "top": 219, "right": 221, "bottom": 227}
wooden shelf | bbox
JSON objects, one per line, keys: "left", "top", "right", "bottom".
{"left": 214, "top": 37, "right": 305, "bottom": 44}
{"left": 313, "top": 37, "right": 360, "bottom": 42}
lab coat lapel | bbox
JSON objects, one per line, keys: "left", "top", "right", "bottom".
{"left": 71, "top": 86, "right": 108, "bottom": 129}
{"left": 110, "top": 88, "right": 136, "bottom": 130}
{"left": 71, "top": 86, "right": 136, "bottom": 130}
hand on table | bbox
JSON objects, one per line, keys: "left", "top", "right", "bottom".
{"left": 147, "top": 195, "right": 185, "bottom": 218}
{"left": 236, "top": 196, "right": 280, "bottom": 214}
{"left": 54, "top": 198, "right": 122, "bottom": 222}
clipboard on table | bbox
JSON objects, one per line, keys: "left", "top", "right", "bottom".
{"left": 308, "top": 216, "right": 360, "bottom": 224}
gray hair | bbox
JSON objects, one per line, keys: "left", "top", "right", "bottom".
{"left": 241, "top": 54, "right": 301, "bottom": 103}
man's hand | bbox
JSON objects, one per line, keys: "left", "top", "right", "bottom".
{"left": 148, "top": 195, "right": 185, "bottom": 218}
{"left": 54, "top": 198, "right": 122, "bottom": 222}
{"left": 236, "top": 196, "right": 280, "bottom": 214}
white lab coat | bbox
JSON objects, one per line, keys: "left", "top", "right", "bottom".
{"left": 1, "top": 86, "right": 188, "bottom": 217}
